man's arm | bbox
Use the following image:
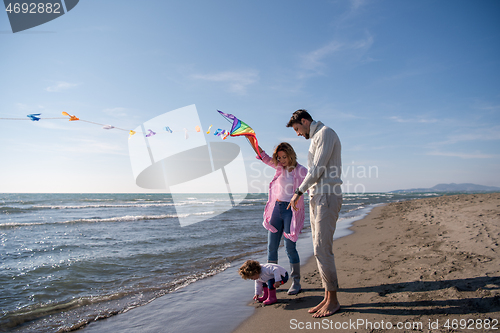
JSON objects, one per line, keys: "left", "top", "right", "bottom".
{"left": 298, "top": 128, "right": 336, "bottom": 193}
{"left": 288, "top": 129, "right": 336, "bottom": 211}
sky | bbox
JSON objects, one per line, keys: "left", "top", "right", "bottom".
{"left": 1, "top": 0, "right": 499, "bottom": 193}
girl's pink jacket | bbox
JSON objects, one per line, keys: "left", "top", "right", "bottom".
{"left": 259, "top": 151, "right": 308, "bottom": 242}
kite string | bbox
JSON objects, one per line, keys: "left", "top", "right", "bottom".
{"left": 0, "top": 115, "right": 140, "bottom": 133}
{"left": 0, "top": 117, "right": 69, "bottom": 120}
{"left": 1, "top": 112, "right": 236, "bottom": 138}
{"left": 40, "top": 117, "right": 68, "bottom": 119}
{"left": 79, "top": 119, "right": 130, "bottom": 132}
{"left": 218, "top": 112, "right": 234, "bottom": 125}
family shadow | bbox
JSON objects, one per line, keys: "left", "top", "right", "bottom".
{"left": 341, "top": 276, "right": 500, "bottom": 296}
{"left": 277, "top": 276, "right": 500, "bottom": 315}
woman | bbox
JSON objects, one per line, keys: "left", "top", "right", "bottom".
{"left": 258, "top": 142, "right": 307, "bottom": 295}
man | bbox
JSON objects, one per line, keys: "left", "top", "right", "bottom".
{"left": 287, "top": 109, "right": 342, "bottom": 318}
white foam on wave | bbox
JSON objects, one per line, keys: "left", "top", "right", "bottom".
{"left": 175, "top": 211, "right": 215, "bottom": 218}
{"left": 0, "top": 211, "right": 218, "bottom": 229}
{"left": 31, "top": 202, "right": 177, "bottom": 210}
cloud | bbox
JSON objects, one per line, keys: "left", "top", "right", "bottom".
{"left": 11, "top": 137, "right": 127, "bottom": 156}
{"left": 434, "top": 125, "right": 500, "bottom": 145}
{"left": 379, "top": 69, "right": 426, "bottom": 83}
{"left": 103, "top": 107, "right": 129, "bottom": 117}
{"left": 277, "top": 136, "right": 304, "bottom": 143}
{"left": 427, "top": 151, "right": 499, "bottom": 159}
{"left": 389, "top": 116, "right": 439, "bottom": 123}
{"left": 478, "top": 105, "right": 500, "bottom": 111}
{"left": 46, "top": 81, "right": 78, "bottom": 92}
{"left": 337, "top": 112, "right": 365, "bottom": 120}
{"left": 15, "top": 103, "right": 45, "bottom": 112}
{"left": 191, "top": 70, "right": 259, "bottom": 94}
{"left": 350, "top": 0, "right": 367, "bottom": 10}
{"left": 300, "top": 41, "right": 343, "bottom": 73}
{"left": 69, "top": 139, "right": 127, "bottom": 155}
{"left": 299, "top": 34, "right": 374, "bottom": 77}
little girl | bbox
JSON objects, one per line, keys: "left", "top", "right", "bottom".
{"left": 258, "top": 143, "right": 307, "bottom": 295}
{"left": 238, "top": 259, "right": 289, "bottom": 305}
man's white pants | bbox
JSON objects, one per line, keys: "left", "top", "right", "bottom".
{"left": 310, "top": 193, "right": 343, "bottom": 291}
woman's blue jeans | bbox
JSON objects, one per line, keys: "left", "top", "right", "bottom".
{"left": 267, "top": 201, "right": 300, "bottom": 264}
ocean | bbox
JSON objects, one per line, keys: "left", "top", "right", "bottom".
{"left": 0, "top": 192, "right": 444, "bottom": 332}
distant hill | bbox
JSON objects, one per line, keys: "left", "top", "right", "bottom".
{"left": 390, "top": 183, "right": 500, "bottom": 193}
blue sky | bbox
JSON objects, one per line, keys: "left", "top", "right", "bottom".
{"left": 1, "top": 0, "right": 499, "bottom": 193}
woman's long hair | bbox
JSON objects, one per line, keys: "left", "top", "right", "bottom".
{"left": 272, "top": 142, "right": 298, "bottom": 169}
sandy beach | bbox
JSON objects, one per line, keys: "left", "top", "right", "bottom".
{"left": 233, "top": 193, "right": 500, "bottom": 332}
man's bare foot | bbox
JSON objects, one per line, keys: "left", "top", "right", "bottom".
{"left": 308, "top": 298, "right": 327, "bottom": 313}
{"left": 313, "top": 302, "right": 340, "bottom": 318}
{"left": 312, "top": 301, "right": 340, "bottom": 318}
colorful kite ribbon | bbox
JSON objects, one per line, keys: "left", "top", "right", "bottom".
{"left": 27, "top": 114, "right": 41, "bottom": 121}
{"left": 217, "top": 110, "right": 261, "bottom": 159}
{"left": 2, "top": 111, "right": 231, "bottom": 141}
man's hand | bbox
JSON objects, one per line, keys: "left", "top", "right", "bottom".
{"left": 287, "top": 193, "right": 300, "bottom": 211}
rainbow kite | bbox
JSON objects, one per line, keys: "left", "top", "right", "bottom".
{"left": 218, "top": 110, "right": 261, "bottom": 159}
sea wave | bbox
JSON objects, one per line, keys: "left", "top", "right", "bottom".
{"left": 32, "top": 202, "right": 178, "bottom": 209}
{"left": 342, "top": 205, "right": 366, "bottom": 214}
{"left": 1, "top": 197, "right": 264, "bottom": 214}
{"left": 1, "top": 203, "right": 179, "bottom": 214}
{"left": 0, "top": 211, "right": 216, "bottom": 229}
{"left": 0, "top": 262, "right": 232, "bottom": 332}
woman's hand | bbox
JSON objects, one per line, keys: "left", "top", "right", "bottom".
{"left": 287, "top": 194, "right": 300, "bottom": 211}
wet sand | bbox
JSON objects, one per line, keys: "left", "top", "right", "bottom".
{"left": 233, "top": 193, "right": 500, "bottom": 332}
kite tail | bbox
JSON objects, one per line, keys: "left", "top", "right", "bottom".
{"left": 245, "top": 136, "right": 262, "bottom": 159}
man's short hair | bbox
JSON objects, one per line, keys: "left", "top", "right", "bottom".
{"left": 286, "top": 109, "right": 313, "bottom": 127}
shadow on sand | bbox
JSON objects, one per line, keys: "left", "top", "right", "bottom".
{"left": 276, "top": 276, "right": 500, "bottom": 315}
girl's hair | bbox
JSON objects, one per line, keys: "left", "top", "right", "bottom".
{"left": 238, "top": 260, "right": 261, "bottom": 279}
{"left": 272, "top": 142, "right": 297, "bottom": 169}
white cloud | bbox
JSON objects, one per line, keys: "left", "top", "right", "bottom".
{"left": 277, "top": 136, "right": 304, "bottom": 143}
{"left": 379, "top": 69, "right": 425, "bottom": 83}
{"left": 350, "top": 0, "right": 367, "bottom": 11}
{"left": 15, "top": 103, "right": 45, "bottom": 112}
{"left": 389, "top": 116, "right": 439, "bottom": 123}
{"left": 70, "top": 139, "right": 126, "bottom": 155}
{"left": 427, "top": 151, "right": 498, "bottom": 159}
{"left": 191, "top": 70, "right": 259, "bottom": 94}
{"left": 11, "top": 137, "right": 127, "bottom": 156}
{"left": 300, "top": 41, "right": 343, "bottom": 73}
{"left": 46, "top": 81, "right": 78, "bottom": 92}
{"left": 434, "top": 125, "right": 500, "bottom": 145}
{"left": 473, "top": 101, "right": 500, "bottom": 111}
{"left": 299, "top": 34, "right": 374, "bottom": 77}
{"left": 479, "top": 105, "right": 500, "bottom": 111}
{"left": 337, "top": 112, "right": 365, "bottom": 120}
{"left": 103, "top": 107, "right": 129, "bottom": 117}
{"left": 15, "top": 103, "right": 30, "bottom": 111}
